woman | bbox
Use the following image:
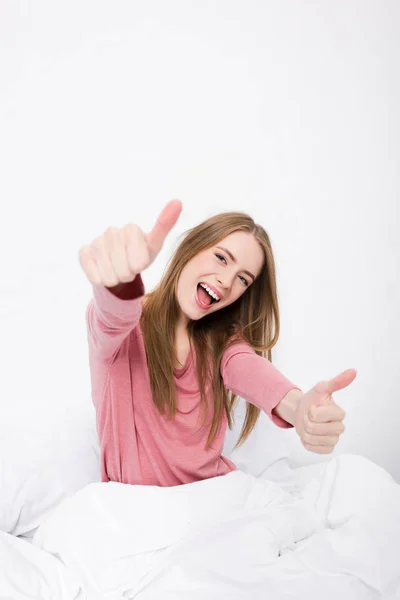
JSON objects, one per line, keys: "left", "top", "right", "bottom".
{"left": 79, "top": 199, "right": 355, "bottom": 487}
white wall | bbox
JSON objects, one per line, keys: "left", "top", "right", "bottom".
{"left": 1, "top": 1, "right": 399, "bottom": 479}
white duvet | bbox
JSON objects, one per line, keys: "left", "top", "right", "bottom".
{"left": 1, "top": 454, "right": 399, "bottom": 600}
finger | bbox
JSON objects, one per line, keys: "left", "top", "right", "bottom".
{"left": 302, "top": 432, "right": 339, "bottom": 447}
{"left": 107, "top": 227, "right": 137, "bottom": 283}
{"left": 123, "top": 223, "right": 152, "bottom": 274}
{"left": 146, "top": 199, "right": 182, "bottom": 255}
{"left": 79, "top": 246, "right": 102, "bottom": 285}
{"left": 308, "top": 403, "right": 345, "bottom": 423}
{"left": 85, "top": 257, "right": 102, "bottom": 286}
{"left": 302, "top": 442, "right": 334, "bottom": 455}
{"left": 93, "top": 236, "right": 120, "bottom": 287}
{"left": 303, "top": 418, "right": 345, "bottom": 436}
{"left": 325, "top": 368, "right": 357, "bottom": 395}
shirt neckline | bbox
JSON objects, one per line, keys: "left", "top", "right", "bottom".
{"left": 174, "top": 346, "right": 193, "bottom": 378}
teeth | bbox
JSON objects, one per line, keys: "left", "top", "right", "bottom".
{"left": 200, "top": 282, "right": 220, "bottom": 302}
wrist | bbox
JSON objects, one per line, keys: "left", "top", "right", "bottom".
{"left": 105, "top": 274, "right": 143, "bottom": 300}
{"left": 272, "top": 388, "right": 303, "bottom": 426}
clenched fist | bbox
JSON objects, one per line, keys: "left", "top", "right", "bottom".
{"left": 78, "top": 199, "right": 182, "bottom": 288}
{"left": 294, "top": 368, "right": 357, "bottom": 454}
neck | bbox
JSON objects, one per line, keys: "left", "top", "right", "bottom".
{"left": 175, "top": 311, "right": 189, "bottom": 339}
{"left": 175, "top": 322, "right": 188, "bottom": 339}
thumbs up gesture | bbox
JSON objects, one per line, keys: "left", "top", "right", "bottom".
{"left": 294, "top": 369, "right": 357, "bottom": 454}
{"left": 79, "top": 199, "right": 183, "bottom": 287}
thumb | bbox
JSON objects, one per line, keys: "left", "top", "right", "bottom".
{"left": 326, "top": 368, "right": 357, "bottom": 395}
{"left": 146, "top": 199, "right": 183, "bottom": 256}
{"left": 313, "top": 368, "right": 357, "bottom": 406}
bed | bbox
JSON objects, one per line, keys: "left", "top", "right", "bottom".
{"left": 1, "top": 405, "right": 399, "bottom": 599}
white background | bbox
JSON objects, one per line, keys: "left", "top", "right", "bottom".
{"left": 1, "top": 1, "right": 399, "bottom": 479}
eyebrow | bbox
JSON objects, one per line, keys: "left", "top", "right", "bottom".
{"left": 215, "top": 246, "right": 256, "bottom": 282}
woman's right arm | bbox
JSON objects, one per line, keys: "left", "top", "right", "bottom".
{"left": 79, "top": 199, "right": 183, "bottom": 364}
{"left": 85, "top": 275, "right": 145, "bottom": 364}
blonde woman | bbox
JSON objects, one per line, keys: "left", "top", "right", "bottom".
{"left": 79, "top": 199, "right": 355, "bottom": 487}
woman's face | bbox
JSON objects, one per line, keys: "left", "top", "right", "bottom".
{"left": 176, "top": 231, "right": 265, "bottom": 325}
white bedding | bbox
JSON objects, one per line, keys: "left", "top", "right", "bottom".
{"left": 1, "top": 454, "right": 399, "bottom": 600}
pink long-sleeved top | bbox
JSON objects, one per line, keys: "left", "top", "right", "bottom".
{"left": 85, "top": 274, "right": 300, "bottom": 487}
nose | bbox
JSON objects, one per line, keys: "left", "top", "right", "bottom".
{"left": 216, "top": 275, "right": 233, "bottom": 292}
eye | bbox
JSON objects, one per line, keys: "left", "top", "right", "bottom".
{"left": 215, "top": 253, "right": 227, "bottom": 264}
{"left": 215, "top": 253, "right": 249, "bottom": 287}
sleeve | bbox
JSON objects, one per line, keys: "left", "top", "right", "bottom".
{"left": 220, "top": 342, "right": 301, "bottom": 428}
{"left": 85, "top": 274, "right": 145, "bottom": 364}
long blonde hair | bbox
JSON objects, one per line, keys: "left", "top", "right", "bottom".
{"left": 140, "top": 211, "right": 281, "bottom": 450}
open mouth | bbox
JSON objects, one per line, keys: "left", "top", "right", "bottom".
{"left": 196, "top": 283, "right": 220, "bottom": 308}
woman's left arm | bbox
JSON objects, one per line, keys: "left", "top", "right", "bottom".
{"left": 221, "top": 342, "right": 356, "bottom": 453}
{"left": 220, "top": 342, "right": 302, "bottom": 429}
{"left": 272, "top": 388, "right": 303, "bottom": 425}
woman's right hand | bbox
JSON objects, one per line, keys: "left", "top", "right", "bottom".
{"left": 78, "top": 199, "right": 183, "bottom": 287}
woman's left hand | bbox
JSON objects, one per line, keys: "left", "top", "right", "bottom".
{"left": 294, "top": 369, "right": 357, "bottom": 454}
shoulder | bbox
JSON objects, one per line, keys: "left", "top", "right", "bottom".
{"left": 222, "top": 335, "right": 255, "bottom": 361}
